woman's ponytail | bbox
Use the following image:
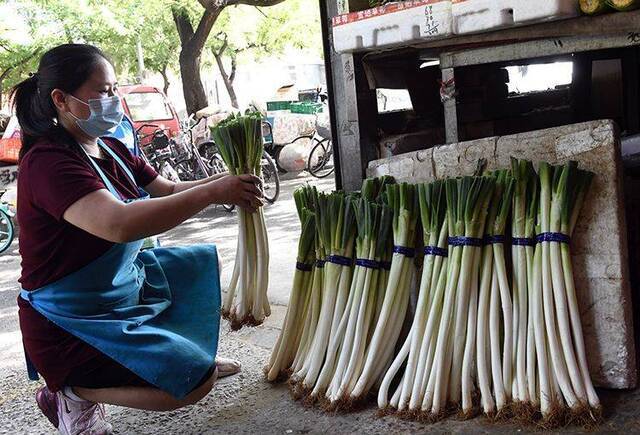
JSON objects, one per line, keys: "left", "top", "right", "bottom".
{"left": 11, "top": 73, "right": 57, "bottom": 160}
{"left": 10, "top": 44, "right": 110, "bottom": 161}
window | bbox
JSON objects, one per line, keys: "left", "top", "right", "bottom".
{"left": 506, "top": 62, "right": 573, "bottom": 94}
{"left": 377, "top": 89, "right": 413, "bottom": 113}
{"left": 124, "top": 92, "right": 173, "bottom": 122}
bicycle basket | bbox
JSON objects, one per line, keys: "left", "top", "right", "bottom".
{"left": 151, "top": 131, "right": 170, "bottom": 151}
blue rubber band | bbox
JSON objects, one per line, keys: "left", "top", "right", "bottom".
{"left": 448, "top": 236, "right": 484, "bottom": 247}
{"left": 424, "top": 246, "right": 448, "bottom": 257}
{"left": 355, "top": 258, "right": 380, "bottom": 269}
{"left": 536, "top": 232, "right": 571, "bottom": 244}
{"left": 380, "top": 261, "right": 392, "bottom": 270}
{"left": 484, "top": 235, "right": 506, "bottom": 245}
{"left": 315, "top": 259, "right": 326, "bottom": 268}
{"left": 296, "top": 262, "right": 313, "bottom": 272}
{"left": 393, "top": 245, "right": 415, "bottom": 258}
{"left": 327, "top": 255, "right": 353, "bottom": 267}
{"left": 513, "top": 237, "right": 536, "bottom": 247}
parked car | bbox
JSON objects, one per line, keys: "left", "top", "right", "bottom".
{"left": 118, "top": 85, "right": 181, "bottom": 147}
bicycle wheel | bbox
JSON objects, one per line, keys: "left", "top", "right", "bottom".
{"left": 198, "top": 142, "right": 218, "bottom": 161}
{"left": 0, "top": 209, "right": 14, "bottom": 254}
{"left": 159, "top": 161, "right": 181, "bottom": 183}
{"left": 175, "top": 158, "right": 208, "bottom": 181}
{"left": 261, "top": 151, "right": 280, "bottom": 204}
{"left": 207, "top": 154, "right": 235, "bottom": 212}
{"left": 308, "top": 138, "right": 335, "bottom": 178}
{"left": 174, "top": 159, "right": 196, "bottom": 181}
{"left": 208, "top": 154, "right": 228, "bottom": 176}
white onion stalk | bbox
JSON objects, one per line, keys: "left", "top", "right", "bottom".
{"left": 212, "top": 113, "right": 270, "bottom": 329}
{"left": 377, "top": 181, "right": 447, "bottom": 411}
{"left": 349, "top": 183, "right": 419, "bottom": 402}
{"left": 476, "top": 170, "right": 514, "bottom": 414}
{"left": 522, "top": 165, "right": 540, "bottom": 408}
{"left": 266, "top": 189, "right": 316, "bottom": 381}
{"left": 562, "top": 170, "right": 600, "bottom": 410}
{"left": 538, "top": 162, "right": 579, "bottom": 409}
{"left": 512, "top": 163, "right": 530, "bottom": 404}
{"left": 331, "top": 195, "right": 393, "bottom": 404}
{"left": 297, "top": 192, "right": 356, "bottom": 390}
{"left": 431, "top": 177, "right": 494, "bottom": 415}
{"left": 412, "top": 253, "right": 448, "bottom": 411}
{"left": 448, "top": 177, "right": 494, "bottom": 413}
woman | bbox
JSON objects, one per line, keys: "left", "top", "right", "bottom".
{"left": 14, "top": 44, "right": 262, "bottom": 435}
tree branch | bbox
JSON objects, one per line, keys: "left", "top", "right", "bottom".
{"left": 213, "top": 50, "right": 229, "bottom": 83}
{"left": 229, "top": 56, "right": 237, "bottom": 84}
{"left": 213, "top": 33, "right": 229, "bottom": 57}
{"left": 172, "top": 8, "right": 195, "bottom": 46}
{"left": 0, "top": 40, "right": 15, "bottom": 53}
{"left": 190, "top": 8, "right": 221, "bottom": 54}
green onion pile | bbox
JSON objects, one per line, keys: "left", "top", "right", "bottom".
{"left": 269, "top": 160, "right": 600, "bottom": 428}
{"left": 212, "top": 112, "right": 270, "bottom": 330}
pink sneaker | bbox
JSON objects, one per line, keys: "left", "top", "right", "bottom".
{"left": 36, "top": 386, "right": 59, "bottom": 428}
{"left": 56, "top": 389, "right": 113, "bottom": 435}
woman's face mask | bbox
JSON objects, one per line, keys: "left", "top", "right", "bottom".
{"left": 67, "top": 94, "right": 124, "bottom": 138}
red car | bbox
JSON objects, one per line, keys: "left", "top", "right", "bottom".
{"left": 118, "top": 85, "right": 181, "bottom": 147}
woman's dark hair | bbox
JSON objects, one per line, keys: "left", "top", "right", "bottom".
{"left": 11, "top": 44, "right": 110, "bottom": 160}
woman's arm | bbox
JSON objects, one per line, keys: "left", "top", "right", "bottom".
{"left": 144, "top": 173, "right": 229, "bottom": 198}
{"left": 63, "top": 175, "right": 262, "bottom": 243}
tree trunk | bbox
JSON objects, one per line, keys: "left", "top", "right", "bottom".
{"left": 213, "top": 52, "right": 239, "bottom": 109}
{"left": 179, "top": 47, "right": 209, "bottom": 115}
{"left": 0, "top": 68, "right": 13, "bottom": 111}
{"left": 171, "top": 0, "right": 285, "bottom": 115}
{"left": 160, "top": 65, "right": 170, "bottom": 96}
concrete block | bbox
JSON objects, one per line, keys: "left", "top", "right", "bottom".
{"left": 367, "top": 119, "right": 637, "bottom": 389}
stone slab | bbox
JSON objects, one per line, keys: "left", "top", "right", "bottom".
{"left": 366, "top": 119, "right": 637, "bottom": 389}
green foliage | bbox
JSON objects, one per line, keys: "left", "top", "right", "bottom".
{"left": 1, "top": 0, "right": 321, "bottom": 110}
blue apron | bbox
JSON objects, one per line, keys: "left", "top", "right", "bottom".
{"left": 21, "top": 140, "right": 221, "bottom": 399}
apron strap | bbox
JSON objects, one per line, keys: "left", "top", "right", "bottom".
{"left": 24, "top": 345, "right": 40, "bottom": 381}
{"left": 78, "top": 139, "right": 139, "bottom": 201}
{"left": 97, "top": 139, "right": 138, "bottom": 187}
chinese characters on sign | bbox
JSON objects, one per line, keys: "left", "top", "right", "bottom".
{"left": 423, "top": 5, "right": 440, "bottom": 36}
{"left": 0, "top": 167, "right": 18, "bottom": 187}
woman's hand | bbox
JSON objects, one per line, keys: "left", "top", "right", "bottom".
{"left": 208, "top": 174, "right": 263, "bottom": 212}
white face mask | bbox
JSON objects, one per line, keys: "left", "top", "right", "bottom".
{"left": 67, "top": 94, "right": 124, "bottom": 137}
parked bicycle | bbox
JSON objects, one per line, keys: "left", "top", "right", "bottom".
{"left": 172, "top": 116, "right": 214, "bottom": 183}
{"left": 0, "top": 189, "right": 15, "bottom": 254}
{"left": 136, "top": 124, "right": 181, "bottom": 183}
{"left": 277, "top": 90, "right": 334, "bottom": 179}
{"left": 286, "top": 113, "right": 334, "bottom": 179}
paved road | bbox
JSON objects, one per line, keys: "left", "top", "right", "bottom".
{"left": 2, "top": 172, "right": 639, "bottom": 434}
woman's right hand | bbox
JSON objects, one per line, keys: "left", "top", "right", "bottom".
{"left": 208, "top": 174, "right": 263, "bottom": 212}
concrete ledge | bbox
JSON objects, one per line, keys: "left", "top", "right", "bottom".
{"left": 367, "top": 120, "right": 637, "bottom": 389}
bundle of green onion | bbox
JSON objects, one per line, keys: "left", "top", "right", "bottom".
{"left": 266, "top": 187, "right": 316, "bottom": 381}
{"left": 212, "top": 112, "right": 270, "bottom": 330}
{"left": 315, "top": 178, "right": 393, "bottom": 406}
{"left": 270, "top": 160, "right": 600, "bottom": 428}
{"left": 377, "top": 180, "right": 448, "bottom": 412}
{"left": 290, "top": 191, "right": 358, "bottom": 394}
{"left": 347, "top": 183, "right": 419, "bottom": 403}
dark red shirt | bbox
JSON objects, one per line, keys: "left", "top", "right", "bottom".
{"left": 17, "top": 137, "right": 157, "bottom": 290}
{"left": 17, "top": 137, "right": 158, "bottom": 390}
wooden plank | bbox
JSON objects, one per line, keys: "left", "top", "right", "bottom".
{"left": 440, "top": 33, "right": 640, "bottom": 68}
{"left": 441, "top": 68, "right": 458, "bottom": 143}
{"left": 356, "top": 10, "right": 640, "bottom": 57}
